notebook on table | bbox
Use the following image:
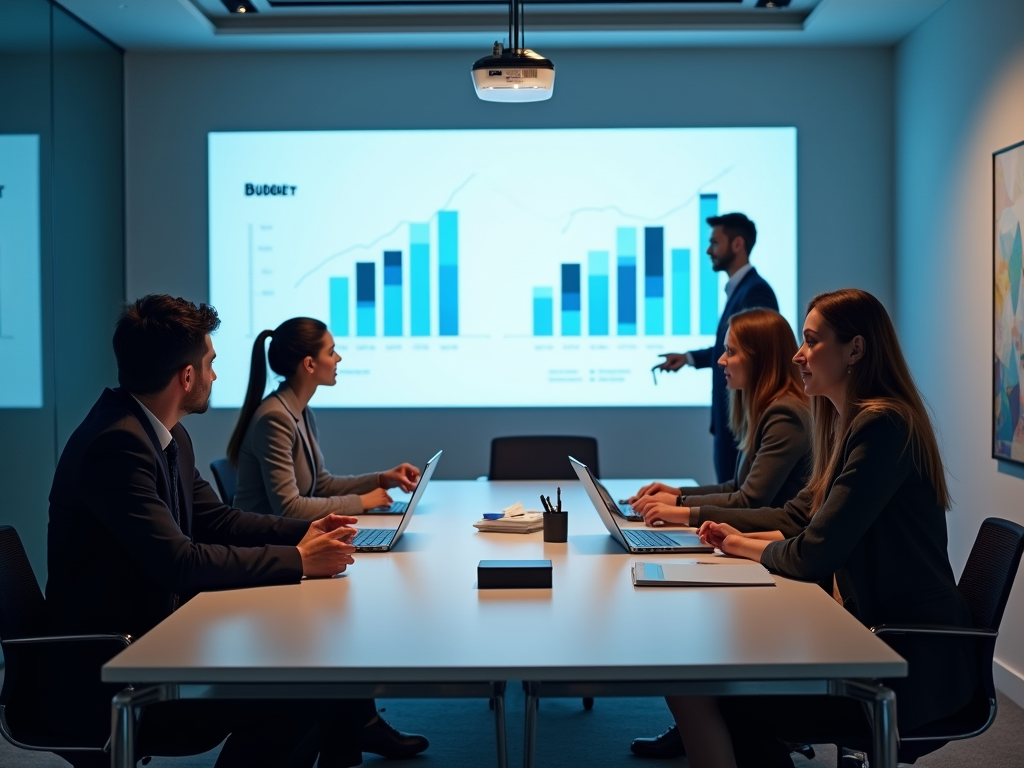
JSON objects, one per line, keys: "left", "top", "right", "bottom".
{"left": 631, "top": 561, "right": 775, "bottom": 587}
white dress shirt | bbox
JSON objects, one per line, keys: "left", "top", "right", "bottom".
{"left": 131, "top": 395, "right": 173, "bottom": 451}
{"left": 684, "top": 263, "right": 754, "bottom": 365}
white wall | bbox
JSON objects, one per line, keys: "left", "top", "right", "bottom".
{"left": 896, "top": 0, "right": 1024, "bottom": 707}
{"left": 124, "top": 46, "right": 894, "bottom": 482}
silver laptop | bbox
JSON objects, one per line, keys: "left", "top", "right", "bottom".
{"left": 569, "top": 456, "right": 714, "bottom": 554}
{"left": 352, "top": 450, "right": 441, "bottom": 552}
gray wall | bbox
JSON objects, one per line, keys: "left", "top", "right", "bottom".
{"left": 0, "top": 0, "right": 124, "bottom": 582}
{"left": 895, "top": 0, "right": 1024, "bottom": 707}
{"left": 125, "top": 46, "right": 895, "bottom": 484}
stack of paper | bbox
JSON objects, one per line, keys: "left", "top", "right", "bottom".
{"left": 473, "top": 503, "right": 545, "bottom": 534}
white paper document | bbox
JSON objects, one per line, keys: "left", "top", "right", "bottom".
{"left": 631, "top": 561, "right": 776, "bottom": 587}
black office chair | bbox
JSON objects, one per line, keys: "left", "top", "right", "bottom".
{"left": 838, "top": 517, "right": 1024, "bottom": 767}
{"left": 210, "top": 457, "right": 238, "bottom": 505}
{"left": 0, "top": 525, "right": 129, "bottom": 768}
{"left": 489, "top": 436, "right": 599, "bottom": 481}
{"left": 489, "top": 436, "right": 599, "bottom": 712}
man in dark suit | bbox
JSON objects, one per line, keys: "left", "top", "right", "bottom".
{"left": 655, "top": 213, "right": 778, "bottom": 483}
{"left": 47, "top": 295, "right": 427, "bottom": 768}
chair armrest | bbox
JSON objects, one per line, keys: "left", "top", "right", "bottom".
{"left": 3, "top": 633, "right": 131, "bottom": 648}
{"left": 871, "top": 624, "right": 997, "bottom": 638}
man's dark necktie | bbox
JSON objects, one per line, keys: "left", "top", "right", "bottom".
{"left": 164, "top": 438, "right": 183, "bottom": 612}
{"left": 164, "top": 438, "right": 182, "bottom": 532}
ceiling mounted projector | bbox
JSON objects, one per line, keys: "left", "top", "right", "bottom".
{"left": 472, "top": 0, "right": 554, "bottom": 102}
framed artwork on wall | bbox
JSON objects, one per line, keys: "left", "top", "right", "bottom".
{"left": 993, "top": 139, "right": 1024, "bottom": 464}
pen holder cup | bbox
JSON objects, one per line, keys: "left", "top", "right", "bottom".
{"left": 543, "top": 512, "right": 568, "bottom": 543}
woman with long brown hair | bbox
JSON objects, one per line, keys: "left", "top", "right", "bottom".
{"left": 228, "top": 318, "right": 422, "bottom": 520}
{"left": 653, "top": 289, "right": 978, "bottom": 768}
{"left": 629, "top": 308, "right": 811, "bottom": 527}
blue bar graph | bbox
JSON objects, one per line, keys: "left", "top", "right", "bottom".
{"left": 700, "top": 193, "right": 719, "bottom": 334}
{"left": 561, "top": 264, "right": 581, "bottom": 336}
{"left": 588, "top": 250, "right": 609, "bottom": 336}
{"left": 410, "top": 223, "right": 430, "bottom": 336}
{"left": 644, "top": 226, "right": 664, "bottom": 335}
{"left": 533, "top": 287, "right": 553, "bottom": 336}
{"left": 438, "top": 211, "right": 458, "bottom": 336}
{"left": 356, "top": 262, "right": 375, "bottom": 337}
{"left": 672, "top": 248, "right": 691, "bottom": 334}
{"left": 383, "top": 251, "right": 402, "bottom": 337}
{"left": 617, "top": 227, "right": 637, "bottom": 335}
{"left": 329, "top": 277, "right": 349, "bottom": 337}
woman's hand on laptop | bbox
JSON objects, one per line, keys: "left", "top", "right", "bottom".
{"left": 632, "top": 492, "right": 679, "bottom": 513}
{"left": 628, "top": 481, "right": 682, "bottom": 504}
{"left": 360, "top": 487, "right": 393, "bottom": 510}
{"left": 642, "top": 504, "right": 691, "bottom": 527}
{"left": 378, "top": 463, "right": 421, "bottom": 493}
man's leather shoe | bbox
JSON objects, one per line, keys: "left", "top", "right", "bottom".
{"left": 630, "top": 725, "right": 685, "bottom": 759}
{"left": 361, "top": 712, "right": 429, "bottom": 759}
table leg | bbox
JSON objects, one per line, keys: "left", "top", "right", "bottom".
{"left": 492, "top": 681, "right": 507, "bottom": 768}
{"left": 870, "top": 685, "right": 897, "bottom": 768}
{"left": 110, "top": 685, "right": 169, "bottom": 768}
{"left": 522, "top": 681, "right": 539, "bottom": 768}
{"left": 831, "top": 680, "right": 898, "bottom": 768}
{"left": 110, "top": 688, "right": 137, "bottom": 768}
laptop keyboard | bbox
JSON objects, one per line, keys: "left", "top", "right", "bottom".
{"left": 616, "top": 503, "right": 641, "bottom": 520}
{"left": 353, "top": 528, "right": 395, "bottom": 548}
{"left": 367, "top": 500, "right": 408, "bottom": 514}
{"left": 624, "top": 528, "right": 681, "bottom": 548}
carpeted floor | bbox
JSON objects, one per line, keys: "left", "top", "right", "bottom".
{"left": 3, "top": 676, "right": 1023, "bottom": 767}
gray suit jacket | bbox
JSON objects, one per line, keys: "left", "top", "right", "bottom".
{"left": 683, "top": 397, "right": 811, "bottom": 518}
{"left": 233, "top": 384, "right": 378, "bottom": 520}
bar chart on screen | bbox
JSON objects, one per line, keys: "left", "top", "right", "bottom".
{"left": 209, "top": 128, "right": 796, "bottom": 408}
{"left": 0, "top": 135, "right": 43, "bottom": 408}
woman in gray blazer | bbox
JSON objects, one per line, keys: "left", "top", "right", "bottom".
{"left": 228, "top": 318, "right": 422, "bottom": 521}
{"left": 629, "top": 308, "right": 811, "bottom": 526}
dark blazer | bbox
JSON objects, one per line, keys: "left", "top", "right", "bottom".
{"left": 681, "top": 396, "right": 811, "bottom": 514}
{"left": 698, "top": 411, "right": 978, "bottom": 732}
{"left": 233, "top": 384, "right": 377, "bottom": 520}
{"left": 47, "top": 387, "right": 310, "bottom": 639}
{"left": 689, "top": 266, "right": 778, "bottom": 481}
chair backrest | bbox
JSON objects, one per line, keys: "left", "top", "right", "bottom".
{"left": 489, "top": 436, "right": 599, "bottom": 481}
{"left": 957, "top": 517, "right": 1024, "bottom": 631}
{"left": 0, "top": 526, "right": 46, "bottom": 640}
{"left": 209, "top": 458, "right": 238, "bottom": 506}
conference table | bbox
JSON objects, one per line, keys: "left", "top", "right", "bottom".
{"left": 102, "top": 479, "right": 907, "bottom": 768}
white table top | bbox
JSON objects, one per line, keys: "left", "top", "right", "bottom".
{"left": 103, "top": 480, "right": 906, "bottom": 685}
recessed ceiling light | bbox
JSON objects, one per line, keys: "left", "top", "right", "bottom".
{"left": 220, "top": 0, "right": 257, "bottom": 13}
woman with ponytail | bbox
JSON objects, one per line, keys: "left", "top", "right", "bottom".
{"left": 229, "top": 318, "right": 422, "bottom": 521}
{"left": 638, "top": 289, "right": 979, "bottom": 768}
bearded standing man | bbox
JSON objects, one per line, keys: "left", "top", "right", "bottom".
{"left": 654, "top": 213, "right": 778, "bottom": 483}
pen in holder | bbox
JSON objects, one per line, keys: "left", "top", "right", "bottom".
{"left": 543, "top": 511, "right": 568, "bottom": 543}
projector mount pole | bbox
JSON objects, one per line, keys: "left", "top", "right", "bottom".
{"left": 520, "top": 0, "right": 524, "bottom": 50}
{"left": 512, "top": 0, "right": 518, "bottom": 53}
